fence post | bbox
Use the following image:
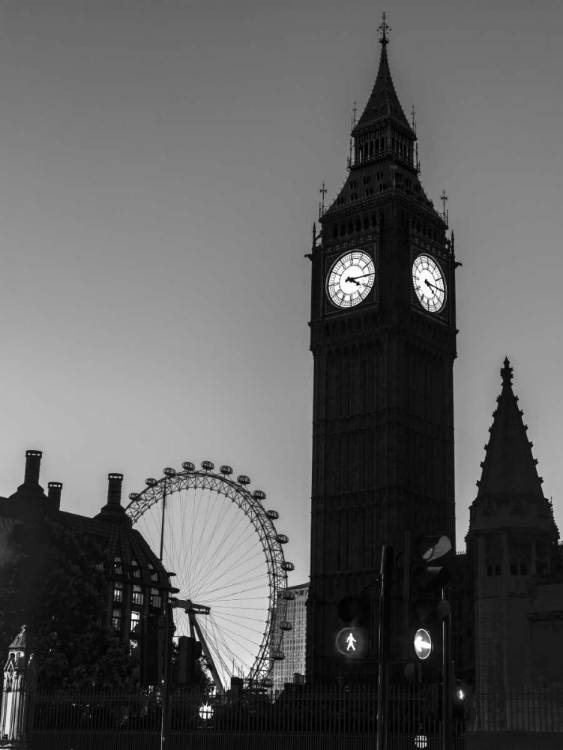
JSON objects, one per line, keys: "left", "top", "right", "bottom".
{"left": 0, "top": 625, "right": 37, "bottom": 749}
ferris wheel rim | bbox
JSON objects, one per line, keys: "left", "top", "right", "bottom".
{"left": 125, "top": 464, "right": 291, "bottom": 687}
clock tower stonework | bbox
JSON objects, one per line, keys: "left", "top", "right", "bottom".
{"left": 306, "top": 23, "right": 458, "bottom": 683}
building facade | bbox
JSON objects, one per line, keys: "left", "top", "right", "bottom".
{"left": 272, "top": 582, "right": 308, "bottom": 692}
{"left": 0, "top": 450, "right": 172, "bottom": 646}
{"left": 466, "top": 359, "right": 563, "bottom": 695}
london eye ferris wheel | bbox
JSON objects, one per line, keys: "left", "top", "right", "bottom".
{"left": 125, "top": 460, "right": 295, "bottom": 692}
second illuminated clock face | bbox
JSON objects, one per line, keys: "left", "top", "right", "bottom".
{"left": 412, "top": 254, "right": 446, "bottom": 313}
{"left": 327, "top": 251, "right": 375, "bottom": 308}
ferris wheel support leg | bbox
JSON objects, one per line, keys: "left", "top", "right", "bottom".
{"left": 190, "top": 612, "right": 225, "bottom": 695}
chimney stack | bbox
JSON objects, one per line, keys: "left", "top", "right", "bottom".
{"left": 107, "top": 474, "right": 123, "bottom": 507}
{"left": 47, "top": 482, "right": 63, "bottom": 511}
{"left": 94, "top": 473, "right": 130, "bottom": 526}
{"left": 24, "top": 450, "right": 42, "bottom": 484}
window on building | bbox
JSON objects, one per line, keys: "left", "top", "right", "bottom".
{"left": 130, "top": 610, "right": 141, "bottom": 633}
{"left": 112, "top": 608, "right": 122, "bottom": 631}
{"left": 131, "top": 559, "right": 141, "bottom": 579}
{"left": 113, "top": 557, "right": 123, "bottom": 575}
{"left": 113, "top": 581, "right": 124, "bottom": 602}
{"left": 132, "top": 585, "right": 144, "bottom": 606}
{"left": 150, "top": 588, "right": 162, "bottom": 609}
{"left": 149, "top": 564, "right": 159, "bottom": 583}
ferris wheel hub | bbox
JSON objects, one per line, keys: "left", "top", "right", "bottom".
{"left": 171, "top": 598, "right": 211, "bottom": 616}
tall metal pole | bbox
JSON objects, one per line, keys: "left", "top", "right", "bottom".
{"left": 159, "top": 478, "right": 167, "bottom": 562}
{"left": 160, "top": 600, "right": 172, "bottom": 750}
{"left": 376, "top": 545, "right": 393, "bottom": 750}
{"left": 441, "top": 588, "right": 452, "bottom": 750}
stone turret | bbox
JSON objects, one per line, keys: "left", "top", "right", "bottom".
{"left": 466, "top": 359, "right": 562, "bottom": 710}
{"left": 0, "top": 625, "right": 36, "bottom": 748}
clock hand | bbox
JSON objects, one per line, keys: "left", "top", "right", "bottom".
{"left": 424, "top": 279, "right": 443, "bottom": 293}
{"left": 345, "top": 271, "right": 374, "bottom": 284}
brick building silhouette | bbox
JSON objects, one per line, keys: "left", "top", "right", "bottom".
{"left": 0, "top": 450, "right": 172, "bottom": 644}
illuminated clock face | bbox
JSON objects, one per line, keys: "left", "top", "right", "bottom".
{"left": 327, "top": 251, "right": 375, "bottom": 308}
{"left": 412, "top": 254, "right": 446, "bottom": 313}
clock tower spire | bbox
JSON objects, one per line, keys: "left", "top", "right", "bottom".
{"left": 307, "top": 19, "right": 458, "bottom": 684}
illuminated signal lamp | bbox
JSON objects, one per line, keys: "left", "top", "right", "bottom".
{"left": 413, "top": 628, "right": 432, "bottom": 660}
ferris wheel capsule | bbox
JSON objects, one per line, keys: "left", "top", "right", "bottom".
{"left": 237, "top": 475, "right": 250, "bottom": 485}
{"left": 280, "top": 621, "right": 293, "bottom": 631}
{"left": 163, "top": 467, "right": 176, "bottom": 477}
{"left": 182, "top": 462, "right": 195, "bottom": 472}
{"left": 220, "top": 465, "right": 233, "bottom": 475}
{"left": 282, "top": 590, "right": 296, "bottom": 600}
{"left": 145, "top": 478, "right": 158, "bottom": 487}
{"left": 272, "top": 650, "right": 285, "bottom": 661}
{"left": 276, "top": 534, "right": 289, "bottom": 544}
{"left": 253, "top": 490, "right": 266, "bottom": 501}
{"left": 281, "top": 561, "right": 295, "bottom": 572}
{"left": 201, "top": 461, "right": 215, "bottom": 471}
{"left": 266, "top": 509, "right": 279, "bottom": 520}
{"left": 128, "top": 493, "right": 139, "bottom": 501}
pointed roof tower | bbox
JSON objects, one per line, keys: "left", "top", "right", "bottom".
{"left": 321, "top": 14, "right": 442, "bottom": 222}
{"left": 477, "top": 358, "right": 544, "bottom": 498}
{"left": 353, "top": 13, "right": 412, "bottom": 133}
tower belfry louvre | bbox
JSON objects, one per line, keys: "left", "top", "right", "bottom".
{"left": 307, "top": 19, "right": 458, "bottom": 682}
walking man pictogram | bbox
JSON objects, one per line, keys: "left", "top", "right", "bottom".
{"left": 346, "top": 631, "right": 357, "bottom": 652}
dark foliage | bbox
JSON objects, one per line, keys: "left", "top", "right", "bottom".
{"left": 0, "top": 517, "right": 137, "bottom": 689}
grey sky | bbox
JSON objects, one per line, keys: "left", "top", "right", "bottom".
{"left": 1, "top": 0, "right": 562, "bottom": 583}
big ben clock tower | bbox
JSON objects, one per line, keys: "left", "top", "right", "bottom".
{"left": 306, "top": 18, "right": 458, "bottom": 683}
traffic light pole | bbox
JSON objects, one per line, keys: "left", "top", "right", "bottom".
{"left": 441, "top": 587, "right": 452, "bottom": 750}
{"left": 376, "top": 545, "right": 393, "bottom": 750}
{"left": 160, "top": 601, "right": 173, "bottom": 750}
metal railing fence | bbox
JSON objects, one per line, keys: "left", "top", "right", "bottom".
{"left": 28, "top": 684, "right": 465, "bottom": 749}
{"left": 26, "top": 685, "right": 563, "bottom": 749}
{"left": 471, "top": 691, "right": 563, "bottom": 732}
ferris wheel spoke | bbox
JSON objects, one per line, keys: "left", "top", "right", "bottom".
{"left": 201, "top": 574, "right": 268, "bottom": 602}
{"left": 205, "top": 617, "right": 262, "bottom": 658}
{"left": 200, "top": 514, "right": 260, "bottom": 575}
{"left": 191, "top": 513, "right": 256, "bottom": 590}
{"left": 212, "top": 616, "right": 267, "bottom": 639}
{"left": 199, "top": 550, "right": 266, "bottom": 597}
{"left": 185, "top": 495, "right": 253, "bottom": 591}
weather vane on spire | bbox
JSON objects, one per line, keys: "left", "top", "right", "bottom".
{"left": 378, "top": 12, "right": 391, "bottom": 45}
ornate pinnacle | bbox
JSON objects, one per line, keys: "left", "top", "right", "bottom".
{"left": 501, "top": 357, "right": 513, "bottom": 387}
{"left": 440, "top": 190, "right": 449, "bottom": 225}
{"left": 318, "top": 182, "right": 327, "bottom": 219}
{"left": 378, "top": 12, "right": 391, "bottom": 46}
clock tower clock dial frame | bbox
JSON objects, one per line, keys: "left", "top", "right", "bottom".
{"left": 307, "top": 23, "right": 458, "bottom": 684}
{"left": 326, "top": 249, "right": 376, "bottom": 308}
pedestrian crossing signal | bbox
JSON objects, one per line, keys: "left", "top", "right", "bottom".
{"left": 335, "top": 627, "right": 368, "bottom": 659}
